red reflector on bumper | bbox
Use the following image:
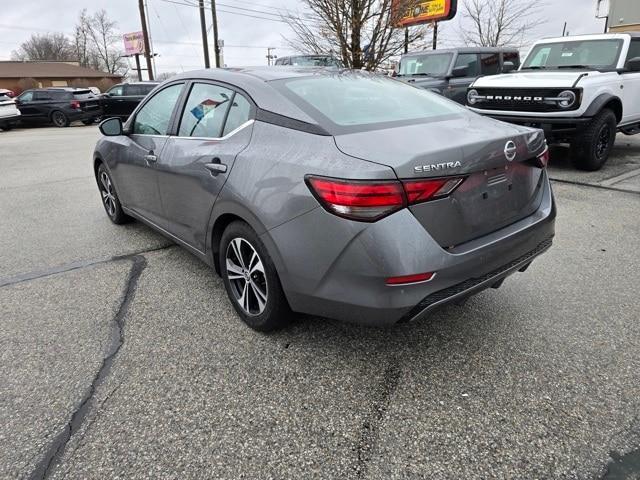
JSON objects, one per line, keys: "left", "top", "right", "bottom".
{"left": 386, "top": 272, "right": 435, "bottom": 286}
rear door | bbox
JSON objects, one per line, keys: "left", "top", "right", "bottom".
{"left": 448, "top": 53, "right": 480, "bottom": 103}
{"left": 112, "top": 82, "right": 185, "bottom": 225}
{"left": 156, "top": 81, "right": 254, "bottom": 251}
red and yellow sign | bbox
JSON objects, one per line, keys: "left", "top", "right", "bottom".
{"left": 392, "top": 0, "right": 457, "bottom": 27}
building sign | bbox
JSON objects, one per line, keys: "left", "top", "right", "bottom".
{"left": 123, "top": 31, "right": 145, "bottom": 56}
{"left": 392, "top": 0, "right": 457, "bottom": 27}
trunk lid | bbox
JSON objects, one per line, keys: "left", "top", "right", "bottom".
{"left": 334, "top": 114, "right": 547, "bottom": 247}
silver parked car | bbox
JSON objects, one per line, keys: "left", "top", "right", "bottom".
{"left": 94, "top": 68, "right": 555, "bottom": 331}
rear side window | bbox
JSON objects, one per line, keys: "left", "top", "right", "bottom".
{"left": 178, "top": 83, "right": 233, "bottom": 138}
{"left": 133, "top": 83, "right": 183, "bottom": 135}
{"left": 480, "top": 53, "right": 500, "bottom": 74}
{"left": 34, "top": 91, "right": 53, "bottom": 101}
{"left": 454, "top": 54, "right": 480, "bottom": 76}
{"left": 222, "top": 94, "right": 251, "bottom": 135}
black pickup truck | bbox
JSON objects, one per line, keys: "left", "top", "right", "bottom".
{"left": 101, "top": 82, "right": 159, "bottom": 120}
{"left": 15, "top": 88, "right": 102, "bottom": 127}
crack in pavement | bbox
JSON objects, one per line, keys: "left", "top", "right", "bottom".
{"left": 0, "top": 244, "right": 173, "bottom": 288}
{"left": 351, "top": 359, "right": 402, "bottom": 479}
{"left": 550, "top": 177, "right": 640, "bottom": 195}
{"left": 28, "top": 254, "right": 147, "bottom": 480}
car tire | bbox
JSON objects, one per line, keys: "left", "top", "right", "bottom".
{"left": 0, "top": 123, "right": 12, "bottom": 131}
{"left": 570, "top": 108, "right": 617, "bottom": 171}
{"left": 220, "top": 221, "right": 292, "bottom": 332}
{"left": 51, "top": 110, "right": 70, "bottom": 128}
{"left": 96, "top": 164, "right": 131, "bottom": 224}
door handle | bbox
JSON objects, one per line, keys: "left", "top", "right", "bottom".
{"left": 144, "top": 154, "right": 157, "bottom": 163}
{"left": 204, "top": 161, "right": 227, "bottom": 175}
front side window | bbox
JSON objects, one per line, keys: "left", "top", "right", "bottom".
{"left": 108, "top": 85, "right": 124, "bottom": 97}
{"left": 626, "top": 40, "right": 640, "bottom": 64}
{"left": 503, "top": 51, "right": 521, "bottom": 69}
{"left": 277, "top": 74, "right": 464, "bottom": 132}
{"left": 178, "top": 83, "right": 233, "bottom": 138}
{"left": 19, "top": 91, "right": 34, "bottom": 102}
{"left": 481, "top": 53, "right": 500, "bottom": 74}
{"left": 398, "top": 53, "right": 452, "bottom": 76}
{"left": 133, "top": 83, "right": 183, "bottom": 135}
{"left": 454, "top": 54, "right": 480, "bottom": 76}
{"left": 522, "top": 39, "right": 624, "bottom": 70}
{"left": 222, "top": 94, "right": 251, "bottom": 136}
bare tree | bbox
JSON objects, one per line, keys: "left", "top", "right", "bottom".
{"left": 283, "top": 0, "right": 428, "bottom": 71}
{"left": 459, "top": 0, "right": 545, "bottom": 47}
{"left": 16, "top": 78, "right": 39, "bottom": 93}
{"left": 11, "top": 33, "right": 74, "bottom": 61}
{"left": 72, "top": 9, "right": 127, "bottom": 75}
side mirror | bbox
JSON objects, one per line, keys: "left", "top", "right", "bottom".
{"left": 626, "top": 57, "right": 640, "bottom": 72}
{"left": 502, "top": 61, "right": 516, "bottom": 73}
{"left": 451, "top": 66, "right": 468, "bottom": 78}
{"left": 99, "top": 117, "right": 123, "bottom": 136}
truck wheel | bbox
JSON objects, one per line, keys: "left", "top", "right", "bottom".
{"left": 570, "top": 109, "right": 617, "bottom": 171}
{"left": 51, "top": 110, "right": 70, "bottom": 127}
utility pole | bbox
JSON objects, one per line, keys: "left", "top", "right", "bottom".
{"left": 404, "top": 28, "right": 409, "bottom": 53}
{"left": 138, "top": 0, "right": 154, "bottom": 80}
{"left": 432, "top": 22, "right": 438, "bottom": 50}
{"left": 134, "top": 54, "right": 142, "bottom": 81}
{"left": 210, "top": 0, "right": 221, "bottom": 67}
{"left": 198, "top": 0, "right": 210, "bottom": 68}
{"left": 266, "top": 47, "right": 276, "bottom": 66}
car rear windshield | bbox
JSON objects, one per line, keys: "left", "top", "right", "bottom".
{"left": 522, "top": 39, "right": 624, "bottom": 71}
{"left": 72, "top": 91, "right": 96, "bottom": 100}
{"left": 289, "top": 56, "right": 341, "bottom": 67}
{"left": 274, "top": 73, "right": 464, "bottom": 133}
{"left": 398, "top": 53, "right": 453, "bottom": 76}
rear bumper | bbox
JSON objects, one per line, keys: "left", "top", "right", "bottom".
{"left": 0, "top": 114, "right": 20, "bottom": 126}
{"left": 68, "top": 108, "right": 103, "bottom": 121}
{"left": 265, "top": 172, "right": 556, "bottom": 326}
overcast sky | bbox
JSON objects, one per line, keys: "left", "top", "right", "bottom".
{"left": 0, "top": 0, "right": 607, "bottom": 75}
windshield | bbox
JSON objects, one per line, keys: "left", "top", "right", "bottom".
{"left": 522, "top": 39, "right": 624, "bottom": 71}
{"left": 275, "top": 73, "right": 464, "bottom": 133}
{"left": 289, "top": 56, "right": 341, "bottom": 67}
{"left": 398, "top": 53, "right": 453, "bottom": 76}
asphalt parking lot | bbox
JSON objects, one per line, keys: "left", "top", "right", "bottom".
{"left": 1, "top": 125, "right": 640, "bottom": 480}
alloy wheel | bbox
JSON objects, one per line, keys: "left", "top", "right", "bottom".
{"left": 596, "top": 124, "right": 611, "bottom": 159}
{"left": 225, "top": 237, "right": 268, "bottom": 315}
{"left": 99, "top": 171, "right": 117, "bottom": 217}
{"left": 52, "top": 111, "right": 66, "bottom": 127}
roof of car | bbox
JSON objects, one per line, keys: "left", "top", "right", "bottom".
{"left": 166, "top": 67, "right": 363, "bottom": 125}
{"left": 403, "top": 47, "right": 518, "bottom": 57}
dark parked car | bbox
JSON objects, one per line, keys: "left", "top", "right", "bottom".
{"left": 94, "top": 68, "right": 554, "bottom": 332}
{"left": 101, "top": 82, "right": 159, "bottom": 120}
{"left": 396, "top": 47, "right": 520, "bottom": 104}
{"left": 274, "top": 55, "right": 343, "bottom": 67}
{"left": 15, "top": 88, "right": 102, "bottom": 127}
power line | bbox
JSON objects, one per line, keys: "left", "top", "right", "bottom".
{"left": 158, "top": 0, "right": 289, "bottom": 23}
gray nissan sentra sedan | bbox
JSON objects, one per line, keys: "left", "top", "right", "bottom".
{"left": 94, "top": 67, "right": 555, "bottom": 331}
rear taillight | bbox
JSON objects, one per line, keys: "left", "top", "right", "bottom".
{"left": 306, "top": 175, "right": 464, "bottom": 222}
{"left": 534, "top": 146, "right": 550, "bottom": 168}
{"left": 70, "top": 100, "right": 81, "bottom": 109}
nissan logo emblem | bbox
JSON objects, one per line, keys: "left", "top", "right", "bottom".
{"left": 504, "top": 141, "right": 517, "bottom": 161}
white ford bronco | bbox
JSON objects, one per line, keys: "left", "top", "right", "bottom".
{"left": 467, "top": 33, "right": 640, "bottom": 170}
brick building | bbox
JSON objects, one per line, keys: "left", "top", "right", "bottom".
{"left": 0, "top": 61, "right": 122, "bottom": 93}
